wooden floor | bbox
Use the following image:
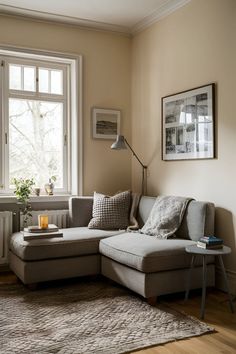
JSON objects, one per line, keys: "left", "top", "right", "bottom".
{"left": 135, "top": 290, "right": 236, "bottom": 354}
{"left": 0, "top": 272, "right": 236, "bottom": 354}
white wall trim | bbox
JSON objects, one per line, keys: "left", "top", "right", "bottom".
{"left": 78, "top": 58, "right": 83, "bottom": 196}
{"left": 0, "top": 1, "right": 192, "bottom": 36}
{"left": 132, "top": 0, "right": 192, "bottom": 34}
{"left": 0, "top": 4, "right": 131, "bottom": 35}
{"left": 0, "top": 195, "right": 70, "bottom": 203}
{"left": 0, "top": 45, "right": 83, "bottom": 196}
{"left": 70, "top": 55, "right": 84, "bottom": 196}
{"left": 0, "top": 44, "right": 81, "bottom": 64}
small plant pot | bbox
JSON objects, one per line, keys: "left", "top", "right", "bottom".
{"left": 34, "top": 187, "right": 41, "bottom": 196}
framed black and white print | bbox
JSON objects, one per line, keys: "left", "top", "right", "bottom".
{"left": 162, "top": 84, "right": 215, "bottom": 161}
{"left": 92, "top": 108, "right": 121, "bottom": 140}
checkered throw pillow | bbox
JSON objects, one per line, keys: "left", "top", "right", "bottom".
{"left": 88, "top": 191, "right": 131, "bottom": 230}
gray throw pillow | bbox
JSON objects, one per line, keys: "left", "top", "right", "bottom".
{"left": 88, "top": 191, "right": 131, "bottom": 230}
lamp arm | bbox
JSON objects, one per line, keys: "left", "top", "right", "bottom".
{"left": 124, "top": 138, "right": 147, "bottom": 169}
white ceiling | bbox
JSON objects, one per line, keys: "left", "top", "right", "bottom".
{"left": 0, "top": 0, "right": 191, "bottom": 34}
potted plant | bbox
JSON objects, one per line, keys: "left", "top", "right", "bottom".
{"left": 12, "top": 178, "right": 35, "bottom": 228}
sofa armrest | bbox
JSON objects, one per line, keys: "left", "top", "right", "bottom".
{"left": 176, "top": 201, "right": 215, "bottom": 241}
{"left": 69, "top": 197, "right": 93, "bottom": 227}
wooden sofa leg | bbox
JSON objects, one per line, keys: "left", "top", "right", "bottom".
{"left": 27, "top": 283, "right": 38, "bottom": 290}
{"left": 147, "top": 296, "right": 157, "bottom": 306}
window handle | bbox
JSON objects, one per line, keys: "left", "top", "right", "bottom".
{"left": 5, "top": 133, "right": 7, "bottom": 144}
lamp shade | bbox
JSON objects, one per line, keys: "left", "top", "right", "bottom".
{"left": 111, "top": 135, "right": 127, "bottom": 150}
{"left": 110, "top": 134, "right": 147, "bottom": 194}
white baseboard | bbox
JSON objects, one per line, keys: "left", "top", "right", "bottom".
{"left": 215, "top": 266, "right": 236, "bottom": 296}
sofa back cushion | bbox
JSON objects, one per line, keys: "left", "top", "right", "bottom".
{"left": 69, "top": 195, "right": 215, "bottom": 241}
{"left": 137, "top": 196, "right": 156, "bottom": 226}
{"left": 138, "top": 196, "right": 215, "bottom": 241}
{"left": 176, "top": 200, "right": 215, "bottom": 240}
{"left": 69, "top": 197, "right": 94, "bottom": 227}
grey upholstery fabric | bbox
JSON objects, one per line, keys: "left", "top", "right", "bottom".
{"left": 140, "top": 196, "right": 192, "bottom": 238}
{"left": 138, "top": 197, "right": 215, "bottom": 241}
{"left": 9, "top": 194, "right": 215, "bottom": 294}
{"left": 69, "top": 197, "right": 93, "bottom": 227}
{"left": 101, "top": 256, "right": 215, "bottom": 297}
{"left": 137, "top": 197, "right": 156, "bottom": 227}
{"left": 10, "top": 228, "right": 124, "bottom": 261}
{"left": 68, "top": 196, "right": 215, "bottom": 241}
{"left": 9, "top": 252, "right": 100, "bottom": 284}
{"left": 176, "top": 201, "right": 215, "bottom": 240}
{"left": 99, "top": 233, "right": 214, "bottom": 273}
{"left": 88, "top": 191, "right": 131, "bottom": 230}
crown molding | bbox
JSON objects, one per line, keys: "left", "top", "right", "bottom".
{"left": 131, "top": 0, "right": 192, "bottom": 34}
{"left": 0, "top": 1, "right": 192, "bottom": 36}
{"left": 0, "top": 4, "right": 131, "bottom": 35}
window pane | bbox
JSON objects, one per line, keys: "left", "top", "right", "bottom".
{"left": 39, "top": 68, "right": 49, "bottom": 93}
{"left": 9, "top": 99, "right": 64, "bottom": 189}
{"left": 51, "top": 70, "right": 63, "bottom": 94}
{"left": 23, "top": 66, "right": 36, "bottom": 91}
{"left": 9, "top": 65, "right": 22, "bottom": 90}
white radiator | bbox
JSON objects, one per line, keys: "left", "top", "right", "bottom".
{"left": 20, "top": 210, "right": 69, "bottom": 229}
{"left": 0, "top": 211, "right": 12, "bottom": 264}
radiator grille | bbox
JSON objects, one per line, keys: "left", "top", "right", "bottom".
{"left": 20, "top": 210, "right": 69, "bottom": 229}
{"left": 0, "top": 211, "right": 12, "bottom": 264}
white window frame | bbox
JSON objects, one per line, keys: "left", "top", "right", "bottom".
{"left": 0, "top": 46, "right": 83, "bottom": 198}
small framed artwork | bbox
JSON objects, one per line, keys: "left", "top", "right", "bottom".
{"left": 162, "top": 83, "right": 215, "bottom": 161}
{"left": 92, "top": 108, "right": 121, "bottom": 139}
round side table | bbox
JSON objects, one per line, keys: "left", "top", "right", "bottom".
{"left": 185, "top": 244, "right": 234, "bottom": 319}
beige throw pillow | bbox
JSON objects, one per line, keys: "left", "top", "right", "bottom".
{"left": 88, "top": 191, "right": 131, "bottom": 230}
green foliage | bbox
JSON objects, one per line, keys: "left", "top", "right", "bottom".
{"left": 13, "top": 178, "right": 35, "bottom": 204}
{"left": 12, "top": 178, "right": 35, "bottom": 226}
{"left": 50, "top": 175, "right": 57, "bottom": 183}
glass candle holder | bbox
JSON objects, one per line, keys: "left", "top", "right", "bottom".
{"left": 38, "top": 214, "right": 49, "bottom": 229}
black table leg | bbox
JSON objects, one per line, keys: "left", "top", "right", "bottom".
{"left": 185, "top": 255, "right": 195, "bottom": 302}
{"left": 200, "top": 255, "right": 207, "bottom": 319}
{"left": 218, "top": 255, "right": 234, "bottom": 313}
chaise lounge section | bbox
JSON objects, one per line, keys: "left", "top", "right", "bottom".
{"left": 9, "top": 195, "right": 215, "bottom": 301}
{"left": 100, "top": 196, "right": 215, "bottom": 299}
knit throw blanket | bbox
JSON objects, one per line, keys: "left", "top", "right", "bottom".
{"left": 140, "top": 196, "right": 193, "bottom": 239}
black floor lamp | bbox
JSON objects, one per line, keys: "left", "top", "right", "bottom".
{"left": 111, "top": 135, "right": 147, "bottom": 195}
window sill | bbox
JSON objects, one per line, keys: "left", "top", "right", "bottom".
{"left": 0, "top": 194, "right": 71, "bottom": 204}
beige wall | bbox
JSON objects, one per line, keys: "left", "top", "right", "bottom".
{"left": 1, "top": 1, "right": 236, "bottom": 284}
{"left": 132, "top": 0, "right": 236, "bottom": 279}
{"left": 0, "top": 15, "right": 131, "bottom": 195}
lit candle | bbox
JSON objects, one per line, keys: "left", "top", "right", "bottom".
{"left": 38, "top": 214, "right": 48, "bottom": 229}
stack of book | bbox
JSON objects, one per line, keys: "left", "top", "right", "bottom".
{"left": 197, "top": 236, "right": 223, "bottom": 249}
{"left": 22, "top": 224, "right": 63, "bottom": 241}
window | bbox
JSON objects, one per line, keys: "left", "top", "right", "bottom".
{"left": 0, "top": 49, "right": 82, "bottom": 196}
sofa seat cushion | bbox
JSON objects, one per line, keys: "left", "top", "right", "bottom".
{"left": 10, "top": 228, "right": 124, "bottom": 261}
{"left": 99, "top": 233, "right": 215, "bottom": 273}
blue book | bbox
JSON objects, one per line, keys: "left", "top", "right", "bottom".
{"left": 200, "top": 236, "right": 223, "bottom": 244}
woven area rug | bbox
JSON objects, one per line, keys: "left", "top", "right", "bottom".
{"left": 0, "top": 278, "right": 214, "bottom": 354}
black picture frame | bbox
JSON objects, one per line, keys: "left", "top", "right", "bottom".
{"left": 162, "top": 83, "right": 215, "bottom": 161}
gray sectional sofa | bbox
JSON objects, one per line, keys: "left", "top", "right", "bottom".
{"left": 9, "top": 196, "right": 215, "bottom": 302}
